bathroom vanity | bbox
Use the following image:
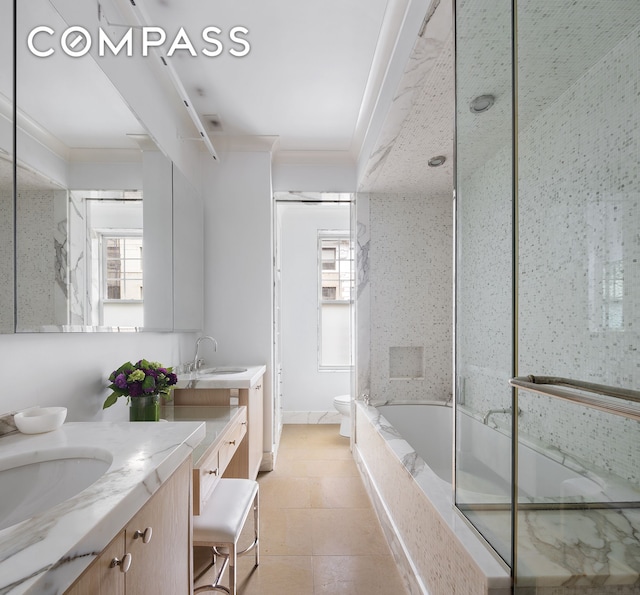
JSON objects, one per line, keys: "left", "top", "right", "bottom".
{"left": 174, "top": 365, "right": 266, "bottom": 481}
{"left": 65, "top": 459, "right": 192, "bottom": 595}
{"left": 0, "top": 420, "right": 205, "bottom": 595}
{"left": 161, "top": 405, "right": 248, "bottom": 515}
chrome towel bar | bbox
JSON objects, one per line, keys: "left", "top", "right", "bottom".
{"left": 509, "top": 375, "right": 640, "bottom": 422}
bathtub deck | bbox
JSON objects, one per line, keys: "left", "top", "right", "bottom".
{"left": 357, "top": 401, "right": 640, "bottom": 594}
{"left": 466, "top": 506, "right": 640, "bottom": 589}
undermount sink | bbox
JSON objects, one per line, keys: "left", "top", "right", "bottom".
{"left": 0, "top": 447, "right": 112, "bottom": 531}
{"left": 197, "top": 366, "right": 248, "bottom": 375}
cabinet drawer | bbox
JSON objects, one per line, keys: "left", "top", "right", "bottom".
{"left": 194, "top": 449, "right": 220, "bottom": 515}
{"left": 218, "top": 414, "right": 247, "bottom": 472}
{"left": 193, "top": 407, "right": 247, "bottom": 515}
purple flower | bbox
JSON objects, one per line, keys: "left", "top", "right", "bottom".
{"left": 114, "top": 373, "right": 128, "bottom": 389}
{"left": 167, "top": 373, "right": 178, "bottom": 385}
{"left": 129, "top": 382, "right": 144, "bottom": 397}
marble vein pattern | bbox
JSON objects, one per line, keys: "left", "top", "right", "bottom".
{"left": 356, "top": 401, "right": 640, "bottom": 592}
{"left": 0, "top": 413, "right": 17, "bottom": 438}
{"left": 366, "top": 193, "right": 452, "bottom": 403}
{"left": 67, "top": 190, "right": 87, "bottom": 326}
{"left": 354, "top": 402, "right": 510, "bottom": 595}
{"left": 282, "top": 411, "right": 341, "bottom": 425}
{"left": 358, "top": 0, "right": 453, "bottom": 195}
{"left": 355, "top": 193, "right": 371, "bottom": 399}
{"left": 0, "top": 420, "right": 205, "bottom": 594}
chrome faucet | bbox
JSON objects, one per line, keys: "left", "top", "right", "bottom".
{"left": 482, "top": 406, "right": 521, "bottom": 425}
{"left": 193, "top": 336, "right": 218, "bottom": 371}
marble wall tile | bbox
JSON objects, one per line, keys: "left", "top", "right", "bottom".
{"left": 16, "top": 187, "right": 59, "bottom": 330}
{"left": 458, "top": 24, "right": 640, "bottom": 487}
{"left": 358, "top": 0, "right": 453, "bottom": 197}
{"left": 68, "top": 191, "right": 87, "bottom": 325}
{"left": 366, "top": 193, "right": 452, "bottom": 403}
{"left": 354, "top": 405, "right": 510, "bottom": 595}
{"left": 356, "top": 193, "right": 371, "bottom": 398}
{"left": 0, "top": 181, "right": 13, "bottom": 333}
{"left": 282, "top": 411, "right": 341, "bottom": 425}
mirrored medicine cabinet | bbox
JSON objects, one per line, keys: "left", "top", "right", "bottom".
{"left": 1, "top": 0, "right": 204, "bottom": 334}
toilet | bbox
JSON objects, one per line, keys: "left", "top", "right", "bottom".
{"left": 333, "top": 394, "right": 352, "bottom": 437}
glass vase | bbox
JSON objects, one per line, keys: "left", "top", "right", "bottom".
{"left": 129, "top": 394, "right": 160, "bottom": 422}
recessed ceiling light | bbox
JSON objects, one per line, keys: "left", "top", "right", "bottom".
{"left": 203, "top": 114, "right": 224, "bottom": 133}
{"left": 469, "top": 94, "right": 495, "bottom": 114}
{"left": 428, "top": 155, "right": 446, "bottom": 167}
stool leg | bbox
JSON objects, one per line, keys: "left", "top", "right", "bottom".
{"left": 229, "top": 543, "right": 236, "bottom": 595}
{"left": 254, "top": 492, "right": 260, "bottom": 568}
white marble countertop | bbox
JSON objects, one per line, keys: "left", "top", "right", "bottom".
{"left": 0, "top": 420, "right": 205, "bottom": 595}
{"left": 161, "top": 405, "right": 243, "bottom": 464}
{"left": 176, "top": 364, "right": 266, "bottom": 390}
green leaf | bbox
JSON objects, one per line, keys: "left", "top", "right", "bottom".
{"left": 103, "top": 393, "right": 119, "bottom": 409}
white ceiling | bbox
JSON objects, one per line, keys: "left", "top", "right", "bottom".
{"left": 11, "top": 0, "right": 456, "bottom": 193}
{"left": 12, "top": 1, "right": 640, "bottom": 198}
{"left": 137, "top": 0, "right": 391, "bottom": 155}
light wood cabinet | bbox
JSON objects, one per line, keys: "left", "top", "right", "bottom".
{"left": 65, "top": 459, "right": 192, "bottom": 595}
{"left": 191, "top": 406, "right": 247, "bottom": 515}
{"left": 236, "top": 381, "right": 263, "bottom": 481}
{"left": 174, "top": 374, "right": 264, "bottom": 481}
{"left": 65, "top": 532, "right": 126, "bottom": 595}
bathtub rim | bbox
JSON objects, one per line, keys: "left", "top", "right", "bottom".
{"left": 355, "top": 399, "right": 513, "bottom": 588}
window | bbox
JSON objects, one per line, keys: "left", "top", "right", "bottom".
{"left": 322, "top": 247, "right": 337, "bottom": 270}
{"left": 602, "top": 260, "right": 623, "bottom": 330}
{"left": 103, "top": 235, "right": 143, "bottom": 301}
{"left": 318, "top": 233, "right": 353, "bottom": 369}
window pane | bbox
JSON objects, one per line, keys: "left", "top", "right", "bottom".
{"left": 319, "top": 235, "right": 354, "bottom": 368}
{"left": 103, "top": 235, "right": 143, "bottom": 301}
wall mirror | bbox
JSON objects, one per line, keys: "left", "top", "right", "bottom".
{"left": 7, "top": 0, "right": 203, "bottom": 333}
{"left": 0, "top": 0, "right": 14, "bottom": 334}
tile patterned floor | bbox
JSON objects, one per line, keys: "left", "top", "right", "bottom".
{"left": 194, "top": 424, "right": 409, "bottom": 595}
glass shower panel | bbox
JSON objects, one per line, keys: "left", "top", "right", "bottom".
{"left": 516, "top": 0, "right": 640, "bottom": 588}
{"left": 454, "top": 0, "right": 514, "bottom": 566}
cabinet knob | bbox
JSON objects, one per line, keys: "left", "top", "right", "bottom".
{"left": 228, "top": 439, "right": 236, "bottom": 446}
{"left": 134, "top": 526, "right": 153, "bottom": 544}
{"left": 241, "top": 421, "right": 247, "bottom": 426}
{"left": 110, "top": 553, "right": 132, "bottom": 573}
{"left": 207, "top": 468, "right": 219, "bottom": 476}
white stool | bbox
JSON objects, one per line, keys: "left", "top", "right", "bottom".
{"left": 193, "top": 478, "right": 259, "bottom": 594}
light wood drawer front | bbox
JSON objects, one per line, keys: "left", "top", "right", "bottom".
{"left": 193, "top": 407, "right": 247, "bottom": 515}
{"left": 194, "top": 449, "right": 220, "bottom": 515}
{"left": 219, "top": 417, "right": 247, "bottom": 472}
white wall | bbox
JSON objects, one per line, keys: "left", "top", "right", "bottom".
{"left": 202, "top": 151, "right": 274, "bottom": 458}
{"left": 272, "top": 162, "right": 356, "bottom": 192}
{"left": 0, "top": 331, "right": 197, "bottom": 421}
{"left": 277, "top": 202, "right": 351, "bottom": 417}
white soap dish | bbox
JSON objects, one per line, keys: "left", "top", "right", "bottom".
{"left": 14, "top": 407, "right": 67, "bottom": 434}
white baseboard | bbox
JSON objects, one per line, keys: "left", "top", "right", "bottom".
{"left": 282, "top": 411, "right": 341, "bottom": 424}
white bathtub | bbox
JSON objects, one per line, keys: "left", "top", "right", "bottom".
{"left": 355, "top": 401, "right": 640, "bottom": 595}
{"left": 354, "top": 400, "right": 511, "bottom": 595}
{"left": 378, "top": 402, "right": 633, "bottom": 503}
